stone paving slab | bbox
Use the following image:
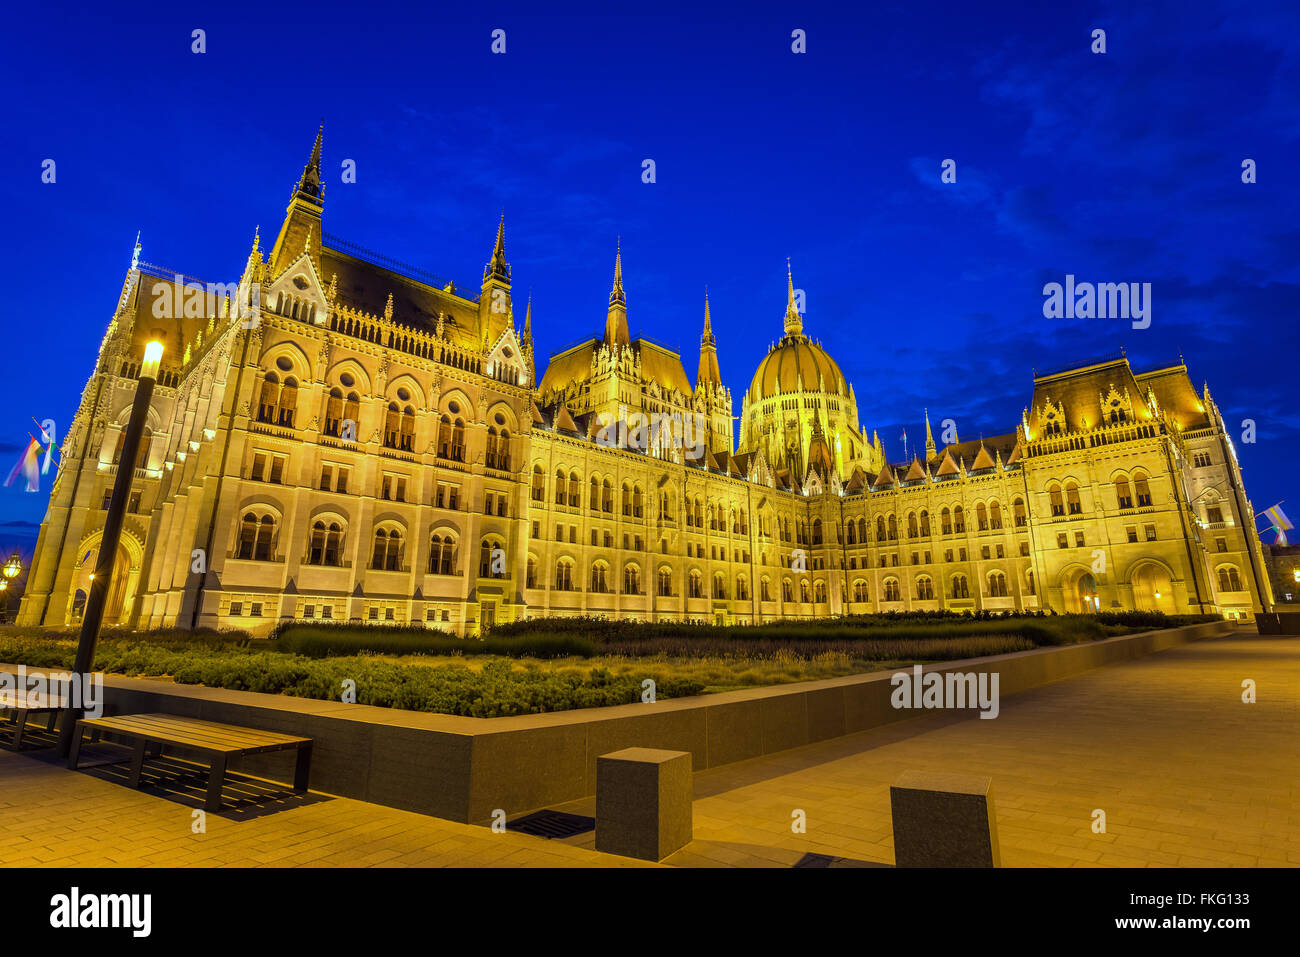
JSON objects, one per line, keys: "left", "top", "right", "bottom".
{"left": 1, "top": 631, "right": 1295, "bottom": 867}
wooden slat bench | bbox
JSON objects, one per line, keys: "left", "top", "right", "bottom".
{"left": 68, "top": 713, "right": 313, "bottom": 810}
{"left": 0, "top": 692, "right": 67, "bottom": 750}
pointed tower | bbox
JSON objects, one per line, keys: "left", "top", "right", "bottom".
{"left": 806, "top": 412, "right": 835, "bottom": 480}
{"left": 696, "top": 289, "right": 722, "bottom": 388}
{"left": 479, "top": 213, "right": 513, "bottom": 341}
{"left": 694, "top": 289, "right": 733, "bottom": 455}
{"left": 604, "top": 239, "right": 630, "bottom": 347}
{"left": 924, "top": 408, "right": 936, "bottom": 458}
{"left": 521, "top": 292, "right": 536, "bottom": 388}
{"left": 270, "top": 123, "right": 324, "bottom": 278}
{"left": 783, "top": 258, "right": 803, "bottom": 338}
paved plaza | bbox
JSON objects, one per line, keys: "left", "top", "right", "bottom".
{"left": 1, "top": 630, "right": 1296, "bottom": 868}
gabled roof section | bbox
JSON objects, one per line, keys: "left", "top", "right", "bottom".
{"left": 871, "top": 460, "right": 895, "bottom": 489}
{"left": 971, "top": 443, "right": 995, "bottom": 471}
{"left": 903, "top": 457, "right": 926, "bottom": 482}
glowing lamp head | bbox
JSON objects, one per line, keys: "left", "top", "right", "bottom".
{"left": 142, "top": 340, "right": 165, "bottom": 379}
{"left": 1292, "top": 568, "right": 1299, "bottom": 583}
{"left": 2, "top": 552, "right": 21, "bottom": 580}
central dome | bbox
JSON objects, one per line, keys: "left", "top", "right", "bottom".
{"left": 749, "top": 333, "right": 848, "bottom": 402}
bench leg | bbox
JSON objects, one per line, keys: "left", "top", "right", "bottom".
{"left": 45, "top": 710, "right": 58, "bottom": 733}
{"left": 293, "top": 744, "right": 312, "bottom": 793}
{"left": 127, "top": 738, "right": 147, "bottom": 788}
{"left": 206, "top": 755, "right": 228, "bottom": 811}
{"left": 68, "top": 722, "right": 84, "bottom": 769}
{"left": 12, "top": 710, "right": 27, "bottom": 751}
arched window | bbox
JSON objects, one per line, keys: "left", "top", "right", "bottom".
{"left": 857, "top": 517, "right": 867, "bottom": 543}
{"left": 714, "top": 571, "right": 727, "bottom": 600}
{"left": 1115, "top": 476, "right": 1133, "bottom": 509}
{"left": 1049, "top": 484, "right": 1064, "bottom": 517}
{"left": 633, "top": 485, "right": 644, "bottom": 518}
{"left": 555, "top": 559, "right": 574, "bottom": 591}
{"left": 916, "top": 576, "right": 934, "bottom": 600}
{"left": 976, "top": 503, "right": 988, "bottom": 531}
{"left": 428, "top": 533, "right": 456, "bottom": 575}
{"left": 988, "top": 571, "right": 1008, "bottom": 597}
{"left": 941, "top": 507, "right": 952, "bottom": 535}
{"left": 761, "top": 577, "right": 772, "bottom": 602}
{"left": 989, "top": 501, "right": 1002, "bottom": 529}
{"left": 813, "top": 580, "right": 826, "bottom": 603}
{"left": 526, "top": 556, "right": 538, "bottom": 588}
{"left": 257, "top": 373, "right": 279, "bottom": 424}
{"left": 888, "top": 514, "right": 897, "bottom": 540}
{"left": 277, "top": 378, "right": 297, "bottom": 428}
{"left": 883, "top": 578, "right": 901, "bottom": 602}
{"left": 951, "top": 574, "right": 969, "bottom": 599}
{"left": 1218, "top": 566, "right": 1243, "bottom": 592}
{"left": 342, "top": 393, "right": 360, "bottom": 438}
{"left": 436, "top": 415, "right": 453, "bottom": 458}
{"left": 689, "top": 569, "right": 703, "bottom": 598}
{"left": 876, "top": 515, "right": 887, "bottom": 542}
{"left": 952, "top": 506, "right": 964, "bottom": 533}
{"left": 813, "top": 518, "right": 823, "bottom": 545}
{"left": 1065, "top": 482, "right": 1082, "bottom": 515}
{"left": 590, "top": 476, "right": 601, "bottom": 512}
{"left": 694, "top": 497, "right": 703, "bottom": 527}
{"left": 624, "top": 564, "right": 642, "bottom": 595}
{"left": 853, "top": 580, "right": 869, "bottom": 603}
{"left": 237, "top": 513, "right": 258, "bottom": 559}
{"left": 735, "top": 575, "right": 748, "bottom": 600}
{"left": 782, "top": 578, "right": 793, "bottom": 602}
{"left": 133, "top": 428, "right": 152, "bottom": 470}
{"left": 658, "top": 568, "right": 673, "bottom": 597}
{"left": 568, "top": 471, "right": 581, "bottom": 508}
{"left": 591, "top": 563, "right": 609, "bottom": 593}
{"left": 399, "top": 406, "right": 415, "bottom": 451}
{"left": 308, "top": 521, "right": 329, "bottom": 565}
{"left": 450, "top": 419, "right": 465, "bottom": 461}
{"left": 846, "top": 521, "right": 856, "bottom": 545}
{"left": 383, "top": 402, "right": 401, "bottom": 449}
{"left": 920, "top": 510, "right": 931, "bottom": 536}
{"left": 1026, "top": 569, "right": 1035, "bottom": 595}
{"left": 1013, "top": 498, "right": 1027, "bottom": 527}
{"left": 324, "top": 388, "right": 343, "bottom": 437}
{"left": 372, "top": 528, "right": 402, "bottom": 571}
{"left": 555, "top": 469, "right": 567, "bottom": 505}
{"left": 479, "top": 539, "right": 504, "bottom": 578}
{"left": 603, "top": 479, "right": 614, "bottom": 513}
{"left": 799, "top": 579, "right": 809, "bottom": 603}
{"left": 1134, "top": 474, "right": 1152, "bottom": 507}
{"left": 531, "top": 465, "right": 545, "bottom": 502}
{"left": 907, "top": 513, "right": 918, "bottom": 538}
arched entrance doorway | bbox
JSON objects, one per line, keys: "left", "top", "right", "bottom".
{"left": 70, "top": 541, "right": 135, "bottom": 625}
{"left": 1131, "top": 561, "right": 1175, "bottom": 613}
{"left": 1061, "top": 568, "right": 1101, "bottom": 614}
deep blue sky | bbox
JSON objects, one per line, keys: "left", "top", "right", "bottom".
{"left": 1, "top": 0, "right": 1297, "bottom": 560}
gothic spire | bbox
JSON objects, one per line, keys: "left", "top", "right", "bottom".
{"left": 697, "top": 288, "right": 722, "bottom": 389}
{"left": 783, "top": 258, "right": 803, "bottom": 338}
{"left": 293, "top": 120, "right": 324, "bottom": 205}
{"left": 610, "top": 237, "right": 626, "bottom": 307}
{"left": 604, "top": 238, "right": 630, "bottom": 346}
{"left": 924, "top": 408, "right": 936, "bottom": 457}
{"left": 484, "top": 212, "right": 510, "bottom": 284}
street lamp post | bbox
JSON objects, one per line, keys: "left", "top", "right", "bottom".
{"left": 1, "top": 552, "right": 21, "bottom": 624}
{"left": 57, "top": 341, "right": 162, "bottom": 757}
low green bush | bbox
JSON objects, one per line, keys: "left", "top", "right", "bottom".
{"left": 269, "top": 622, "right": 596, "bottom": 659}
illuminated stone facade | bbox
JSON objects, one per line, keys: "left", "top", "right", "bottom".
{"left": 18, "top": 132, "right": 1274, "bottom": 635}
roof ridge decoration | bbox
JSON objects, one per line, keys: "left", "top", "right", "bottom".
{"left": 783, "top": 258, "right": 803, "bottom": 338}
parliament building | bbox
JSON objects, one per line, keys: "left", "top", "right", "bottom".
{"left": 18, "top": 132, "right": 1275, "bottom": 635}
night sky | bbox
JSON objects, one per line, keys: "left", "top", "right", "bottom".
{"left": 1, "top": 0, "right": 1296, "bottom": 562}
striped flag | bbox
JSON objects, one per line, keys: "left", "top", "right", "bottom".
{"left": 1276, "top": 528, "right": 1289, "bottom": 547}
{"left": 1266, "top": 504, "right": 1293, "bottom": 531}
{"left": 4, "top": 437, "right": 43, "bottom": 492}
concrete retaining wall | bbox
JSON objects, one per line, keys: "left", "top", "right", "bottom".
{"left": 4, "top": 619, "right": 1232, "bottom": 824}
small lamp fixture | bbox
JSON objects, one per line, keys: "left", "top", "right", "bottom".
{"left": 1292, "top": 568, "right": 1299, "bottom": 583}
{"left": 2, "top": 552, "right": 21, "bottom": 581}
{"left": 141, "top": 340, "right": 165, "bottom": 380}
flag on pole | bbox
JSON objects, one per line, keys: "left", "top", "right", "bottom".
{"left": 33, "top": 419, "right": 55, "bottom": 475}
{"left": 1276, "top": 527, "right": 1289, "bottom": 546}
{"left": 1266, "top": 504, "right": 1293, "bottom": 531}
{"left": 4, "top": 437, "right": 43, "bottom": 492}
